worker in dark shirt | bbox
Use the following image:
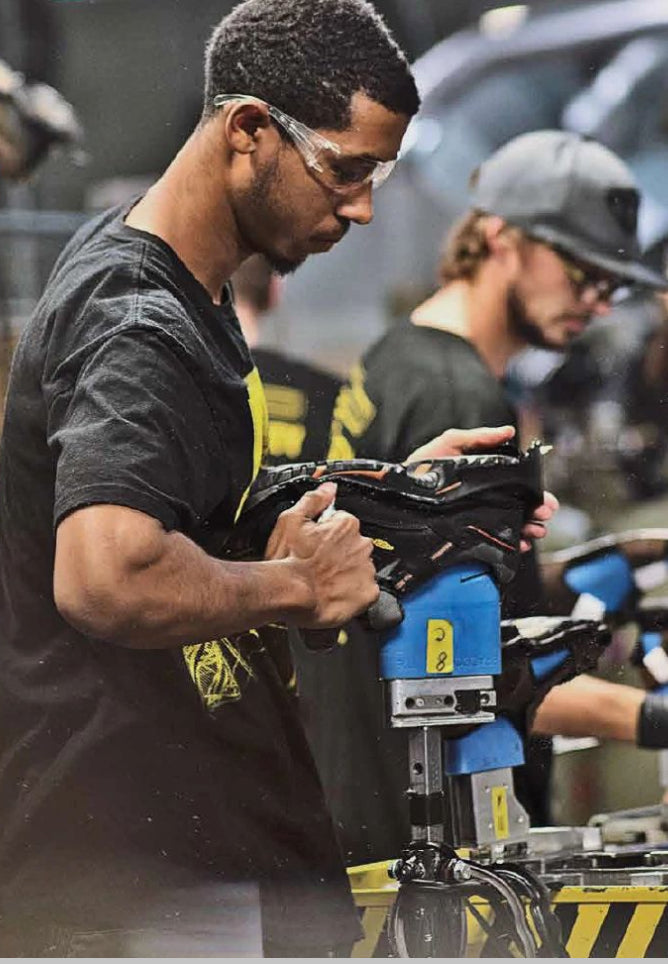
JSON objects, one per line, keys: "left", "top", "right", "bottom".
{"left": 232, "top": 253, "right": 343, "bottom": 464}
{"left": 0, "top": 1, "right": 415, "bottom": 955}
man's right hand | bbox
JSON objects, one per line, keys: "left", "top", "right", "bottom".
{"left": 264, "top": 481, "right": 379, "bottom": 628}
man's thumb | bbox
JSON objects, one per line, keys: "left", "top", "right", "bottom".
{"left": 294, "top": 482, "right": 337, "bottom": 520}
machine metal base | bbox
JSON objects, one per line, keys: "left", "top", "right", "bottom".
{"left": 445, "top": 767, "right": 530, "bottom": 849}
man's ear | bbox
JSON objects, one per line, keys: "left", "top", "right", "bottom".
{"left": 483, "top": 215, "right": 510, "bottom": 254}
{"left": 485, "top": 216, "right": 523, "bottom": 268}
{"left": 223, "top": 102, "right": 272, "bottom": 155}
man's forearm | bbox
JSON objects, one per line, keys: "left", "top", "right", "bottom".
{"left": 531, "top": 675, "right": 644, "bottom": 742}
{"left": 54, "top": 507, "right": 311, "bottom": 648}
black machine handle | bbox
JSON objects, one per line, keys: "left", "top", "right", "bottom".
{"left": 361, "top": 589, "right": 404, "bottom": 632}
{"left": 299, "top": 589, "right": 404, "bottom": 651}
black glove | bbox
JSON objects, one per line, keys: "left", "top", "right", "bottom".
{"left": 637, "top": 692, "right": 668, "bottom": 749}
{"left": 496, "top": 616, "right": 611, "bottom": 737}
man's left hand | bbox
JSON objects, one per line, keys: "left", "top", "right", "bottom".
{"left": 520, "top": 490, "right": 559, "bottom": 552}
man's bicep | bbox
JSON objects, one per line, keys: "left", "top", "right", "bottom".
{"left": 55, "top": 504, "right": 165, "bottom": 590}
{"left": 54, "top": 503, "right": 167, "bottom": 634}
{"left": 47, "top": 329, "right": 224, "bottom": 533}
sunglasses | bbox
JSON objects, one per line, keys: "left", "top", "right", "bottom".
{"left": 213, "top": 93, "right": 397, "bottom": 196}
{"left": 540, "top": 240, "right": 629, "bottom": 302}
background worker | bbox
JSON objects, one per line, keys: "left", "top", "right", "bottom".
{"left": 232, "top": 253, "right": 343, "bottom": 464}
{"left": 317, "top": 130, "right": 668, "bottom": 862}
{"left": 0, "top": 55, "right": 82, "bottom": 180}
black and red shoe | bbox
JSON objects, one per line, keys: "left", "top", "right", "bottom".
{"left": 222, "top": 442, "right": 545, "bottom": 631}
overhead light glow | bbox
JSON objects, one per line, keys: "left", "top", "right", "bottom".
{"left": 479, "top": 5, "right": 529, "bottom": 36}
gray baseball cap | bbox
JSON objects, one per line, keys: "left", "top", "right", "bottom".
{"left": 469, "top": 129, "right": 667, "bottom": 290}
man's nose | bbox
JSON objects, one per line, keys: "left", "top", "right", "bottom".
{"left": 591, "top": 298, "right": 612, "bottom": 317}
{"left": 579, "top": 285, "right": 613, "bottom": 316}
{"left": 335, "top": 183, "right": 374, "bottom": 226}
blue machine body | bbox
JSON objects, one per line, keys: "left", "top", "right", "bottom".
{"left": 641, "top": 631, "right": 663, "bottom": 658}
{"left": 445, "top": 716, "right": 525, "bottom": 774}
{"left": 640, "top": 631, "right": 668, "bottom": 697}
{"left": 380, "top": 563, "right": 529, "bottom": 775}
{"left": 380, "top": 563, "right": 501, "bottom": 680}
{"left": 531, "top": 649, "right": 568, "bottom": 680}
{"left": 564, "top": 551, "right": 634, "bottom": 612}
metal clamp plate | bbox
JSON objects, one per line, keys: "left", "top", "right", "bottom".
{"left": 387, "top": 676, "right": 496, "bottom": 728}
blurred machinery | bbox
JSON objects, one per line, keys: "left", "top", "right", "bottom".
{"left": 0, "top": 57, "right": 83, "bottom": 182}
{"left": 351, "top": 526, "right": 668, "bottom": 957}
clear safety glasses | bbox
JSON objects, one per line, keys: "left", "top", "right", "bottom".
{"left": 213, "top": 93, "right": 397, "bottom": 195}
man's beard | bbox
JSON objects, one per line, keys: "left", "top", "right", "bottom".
{"left": 263, "top": 251, "right": 305, "bottom": 276}
{"left": 242, "top": 159, "right": 306, "bottom": 277}
{"left": 506, "top": 285, "right": 563, "bottom": 352}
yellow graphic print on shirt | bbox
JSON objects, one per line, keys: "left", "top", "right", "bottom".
{"left": 262, "top": 383, "right": 308, "bottom": 460}
{"left": 183, "top": 367, "right": 268, "bottom": 711}
{"left": 327, "top": 363, "right": 376, "bottom": 460}
{"left": 235, "top": 366, "right": 269, "bottom": 521}
{"left": 183, "top": 632, "right": 264, "bottom": 711}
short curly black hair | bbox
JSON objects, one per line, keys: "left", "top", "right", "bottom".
{"left": 202, "top": 0, "right": 420, "bottom": 130}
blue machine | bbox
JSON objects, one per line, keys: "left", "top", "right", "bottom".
{"left": 381, "top": 564, "right": 501, "bottom": 679}
{"left": 379, "top": 563, "right": 530, "bottom": 848}
{"left": 564, "top": 551, "right": 634, "bottom": 612}
{"left": 639, "top": 631, "right": 668, "bottom": 698}
{"left": 379, "top": 561, "right": 588, "bottom": 848}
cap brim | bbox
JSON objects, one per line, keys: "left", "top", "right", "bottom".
{"left": 529, "top": 224, "right": 668, "bottom": 291}
{"left": 584, "top": 249, "right": 668, "bottom": 291}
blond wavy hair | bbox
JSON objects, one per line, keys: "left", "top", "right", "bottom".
{"left": 438, "top": 211, "right": 521, "bottom": 284}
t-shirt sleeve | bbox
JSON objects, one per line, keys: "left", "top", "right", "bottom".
{"left": 47, "top": 327, "right": 226, "bottom": 532}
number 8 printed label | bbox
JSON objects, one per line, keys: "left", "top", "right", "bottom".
{"left": 426, "top": 619, "right": 454, "bottom": 674}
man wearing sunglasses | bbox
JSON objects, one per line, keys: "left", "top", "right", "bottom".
{"left": 322, "top": 129, "right": 668, "bottom": 865}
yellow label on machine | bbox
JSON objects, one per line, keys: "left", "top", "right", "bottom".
{"left": 491, "top": 786, "right": 509, "bottom": 839}
{"left": 426, "top": 619, "right": 454, "bottom": 674}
